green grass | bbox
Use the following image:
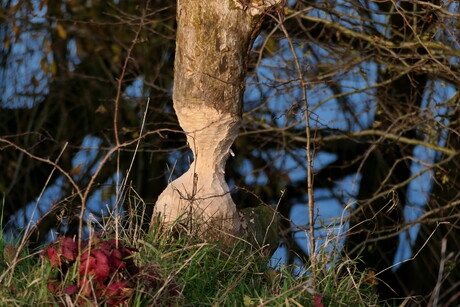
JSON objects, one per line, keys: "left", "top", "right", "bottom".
{"left": 0, "top": 208, "right": 382, "bottom": 307}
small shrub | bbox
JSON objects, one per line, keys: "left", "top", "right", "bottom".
{"left": 41, "top": 233, "right": 180, "bottom": 306}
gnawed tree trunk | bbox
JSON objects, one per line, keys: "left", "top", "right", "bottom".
{"left": 152, "top": 0, "right": 281, "bottom": 242}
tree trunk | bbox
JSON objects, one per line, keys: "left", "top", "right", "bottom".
{"left": 152, "top": 0, "right": 281, "bottom": 242}
{"left": 396, "top": 106, "right": 460, "bottom": 305}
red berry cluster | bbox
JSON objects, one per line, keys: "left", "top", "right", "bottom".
{"left": 41, "top": 234, "right": 180, "bottom": 306}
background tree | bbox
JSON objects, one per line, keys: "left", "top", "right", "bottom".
{"left": 1, "top": 0, "right": 459, "bottom": 305}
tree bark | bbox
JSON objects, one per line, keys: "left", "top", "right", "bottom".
{"left": 152, "top": 0, "right": 281, "bottom": 242}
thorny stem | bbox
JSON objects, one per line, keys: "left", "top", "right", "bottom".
{"left": 275, "top": 12, "right": 316, "bottom": 266}
{"left": 112, "top": 2, "right": 149, "bottom": 220}
{"left": 85, "top": 1, "right": 149, "bottom": 248}
{"left": 113, "top": 4, "right": 148, "bottom": 147}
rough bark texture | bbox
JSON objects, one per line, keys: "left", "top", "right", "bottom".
{"left": 153, "top": 0, "right": 281, "bottom": 242}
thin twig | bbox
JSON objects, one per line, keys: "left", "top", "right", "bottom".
{"left": 274, "top": 9, "right": 317, "bottom": 265}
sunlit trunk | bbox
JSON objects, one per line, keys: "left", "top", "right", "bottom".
{"left": 152, "top": 0, "right": 281, "bottom": 242}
